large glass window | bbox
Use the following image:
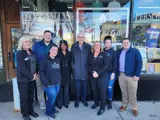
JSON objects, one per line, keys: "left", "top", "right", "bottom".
{"left": 76, "top": 0, "right": 130, "bottom": 50}
{"left": 21, "top": 0, "right": 74, "bottom": 49}
{"left": 133, "top": 0, "right": 160, "bottom": 74}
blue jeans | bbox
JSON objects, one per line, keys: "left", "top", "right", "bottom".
{"left": 44, "top": 84, "right": 60, "bottom": 116}
{"left": 108, "top": 73, "right": 116, "bottom": 100}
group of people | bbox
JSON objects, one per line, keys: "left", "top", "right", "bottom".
{"left": 16, "top": 30, "right": 142, "bottom": 120}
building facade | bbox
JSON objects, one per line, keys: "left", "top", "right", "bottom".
{"left": 0, "top": 0, "right": 160, "bottom": 101}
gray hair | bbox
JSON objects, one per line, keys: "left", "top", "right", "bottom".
{"left": 17, "top": 35, "right": 32, "bottom": 50}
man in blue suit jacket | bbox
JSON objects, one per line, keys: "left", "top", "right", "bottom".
{"left": 117, "top": 38, "right": 142, "bottom": 117}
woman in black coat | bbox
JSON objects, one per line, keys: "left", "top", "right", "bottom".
{"left": 56, "top": 40, "right": 72, "bottom": 109}
{"left": 88, "top": 41, "right": 110, "bottom": 116}
{"left": 16, "top": 35, "right": 39, "bottom": 120}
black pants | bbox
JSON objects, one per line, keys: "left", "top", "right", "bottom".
{"left": 18, "top": 81, "right": 35, "bottom": 117}
{"left": 56, "top": 85, "right": 70, "bottom": 108}
{"left": 75, "top": 79, "right": 87, "bottom": 101}
{"left": 91, "top": 77, "right": 108, "bottom": 110}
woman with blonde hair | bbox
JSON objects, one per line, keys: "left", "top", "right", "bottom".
{"left": 17, "top": 35, "right": 39, "bottom": 120}
{"left": 88, "top": 41, "right": 110, "bottom": 116}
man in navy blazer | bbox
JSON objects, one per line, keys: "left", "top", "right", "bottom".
{"left": 117, "top": 38, "right": 142, "bottom": 117}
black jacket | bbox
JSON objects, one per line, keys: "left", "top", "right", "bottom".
{"left": 39, "top": 55, "right": 61, "bottom": 87}
{"left": 58, "top": 50, "right": 71, "bottom": 86}
{"left": 16, "top": 50, "right": 36, "bottom": 83}
{"left": 88, "top": 52, "right": 110, "bottom": 77}
{"left": 71, "top": 42, "right": 91, "bottom": 80}
{"left": 104, "top": 48, "right": 117, "bottom": 73}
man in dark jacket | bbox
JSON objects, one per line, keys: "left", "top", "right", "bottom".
{"left": 117, "top": 38, "right": 142, "bottom": 117}
{"left": 71, "top": 32, "right": 91, "bottom": 108}
{"left": 32, "top": 30, "right": 56, "bottom": 110}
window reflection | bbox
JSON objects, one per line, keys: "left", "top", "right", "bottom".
{"left": 11, "top": 28, "right": 21, "bottom": 69}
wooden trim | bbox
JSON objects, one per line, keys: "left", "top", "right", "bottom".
{"left": 0, "top": 0, "right": 5, "bottom": 22}
{"left": 0, "top": 0, "right": 8, "bottom": 81}
{"left": 3, "top": 21, "right": 20, "bottom": 24}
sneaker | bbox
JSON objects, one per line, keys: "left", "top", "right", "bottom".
{"left": 132, "top": 110, "right": 138, "bottom": 117}
{"left": 108, "top": 103, "right": 112, "bottom": 110}
{"left": 40, "top": 103, "right": 46, "bottom": 110}
{"left": 119, "top": 106, "right": 127, "bottom": 112}
{"left": 46, "top": 114, "right": 56, "bottom": 120}
{"left": 107, "top": 100, "right": 112, "bottom": 110}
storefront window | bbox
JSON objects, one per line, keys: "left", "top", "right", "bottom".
{"left": 21, "top": 12, "right": 74, "bottom": 48}
{"left": 76, "top": 0, "right": 130, "bottom": 50}
{"left": 133, "top": 0, "right": 160, "bottom": 74}
{"left": 21, "top": 0, "right": 74, "bottom": 49}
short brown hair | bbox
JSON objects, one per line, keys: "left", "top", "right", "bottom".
{"left": 122, "top": 38, "right": 130, "bottom": 43}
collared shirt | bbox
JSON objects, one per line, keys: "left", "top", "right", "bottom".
{"left": 79, "top": 44, "right": 84, "bottom": 51}
{"left": 119, "top": 49, "right": 127, "bottom": 72}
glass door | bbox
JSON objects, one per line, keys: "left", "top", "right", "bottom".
{"left": 6, "top": 24, "right": 21, "bottom": 79}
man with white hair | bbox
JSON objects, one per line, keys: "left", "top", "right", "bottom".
{"left": 71, "top": 32, "right": 91, "bottom": 108}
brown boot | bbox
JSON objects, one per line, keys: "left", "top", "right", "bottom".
{"left": 119, "top": 106, "right": 127, "bottom": 112}
{"left": 132, "top": 110, "right": 138, "bottom": 117}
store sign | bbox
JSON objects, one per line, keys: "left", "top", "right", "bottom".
{"left": 22, "top": 12, "right": 73, "bottom": 23}
{"left": 21, "top": 12, "right": 74, "bottom": 48}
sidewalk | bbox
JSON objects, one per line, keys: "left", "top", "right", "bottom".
{"left": 0, "top": 102, "right": 160, "bottom": 120}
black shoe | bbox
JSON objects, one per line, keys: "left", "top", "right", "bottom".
{"left": 108, "top": 103, "right": 112, "bottom": 110}
{"left": 54, "top": 109, "right": 59, "bottom": 114}
{"left": 82, "top": 101, "right": 88, "bottom": 107}
{"left": 91, "top": 104, "right": 99, "bottom": 109}
{"left": 97, "top": 109, "right": 105, "bottom": 116}
{"left": 23, "top": 116, "right": 32, "bottom": 120}
{"left": 75, "top": 100, "right": 79, "bottom": 108}
{"left": 64, "top": 105, "right": 69, "bottom": 108}
{"left": 29, "top": 111, "right": 39, "bottom": 118}
{"left": 108, "top": 100, "right": 112, "bottom": 110}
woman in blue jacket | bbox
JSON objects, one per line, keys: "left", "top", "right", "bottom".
{"left": 39, "top": 44, "right": 61, "bottom": 119}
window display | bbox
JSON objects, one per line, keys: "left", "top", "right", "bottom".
{"left": 76, "top": 8, "right": 130, "bottom": 46}
{"left": 133, "top": 0, "right": 160, "bottom": 74}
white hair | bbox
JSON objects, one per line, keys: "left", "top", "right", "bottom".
{"left": 17, "top": 35, "right": 32, "bottom": 50}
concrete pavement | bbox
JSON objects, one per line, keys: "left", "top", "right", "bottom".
{"left": 0, "top": 102, "right": 160, "bottom": 120}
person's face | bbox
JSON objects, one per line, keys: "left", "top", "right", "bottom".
{"left": 105, "top": 40, "right": 112, "bottom": 49}
{"left": 44, "top": 32, "right": 52, "bottom": 43}
{"left": 50, "top": 46, "right": 58, "bottom": 57}
{"left": 94, "top": 42, "right": 101, "bottom": 52}
{"left": 77, "top": 34, "right": 85, "bottom": 44}
{"left": 22, "top": 40, "right": 31, "bottom": 50}
{"left": 122, "top": 39, "right": 130, "bottom": 49}
{"left": 61, "top": 43, "right": 67, "bottom": 51}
